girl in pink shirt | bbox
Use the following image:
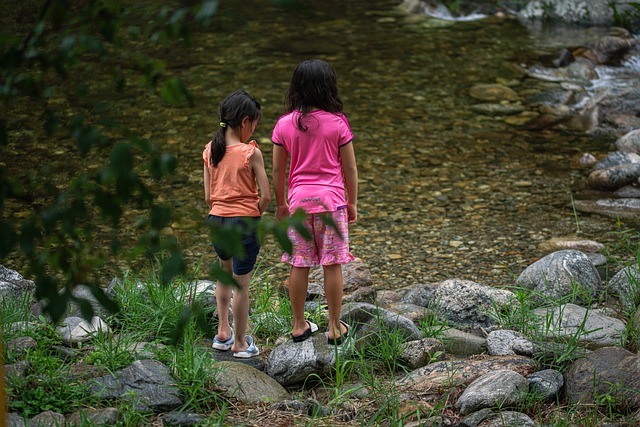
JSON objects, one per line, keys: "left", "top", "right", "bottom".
{"left": 204, "top": 90, "right": 271, "bottom": 358}
{"left": 272, "top": 60, "right": 358, "bottom": 345}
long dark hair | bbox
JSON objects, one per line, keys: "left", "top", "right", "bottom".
{"left": 285, "top": 59, "right": 343, "bottom": 131}
{"left": 211, "top": 90, "right": 261, "bottom": 166}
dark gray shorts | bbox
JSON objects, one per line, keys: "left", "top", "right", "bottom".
{"left": 207, "top": 215, "right": 261, "bottom": 275}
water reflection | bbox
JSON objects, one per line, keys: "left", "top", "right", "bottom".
{"left": 2, "top": 0, "right": 630, "bottom": 289}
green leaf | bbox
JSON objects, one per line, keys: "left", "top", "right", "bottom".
{"left": 320, "top": 212, "right": 342, "bottom": 239}
{"left": 192, "top": 302, "right": 213, "bottom": 338}
{"left": 71, "top": 120, "right": 105, "bottom": 154}
{"left": 43, "top": 286, "right": 68, "bottom": 324}
{"left": 150, "top": 204, "right": 171, "bottom": 229}
{"left": 150, "top": 152, "right": 177, "bottom": 180}
{"left": 290, "top": 208, "right": 312, "bottom": 241}
{"left": 160, "top": 77, "right": 193, "bottom": 105}
{"left": 0, "top": 219, "right": 17, "bottom": 258}
{"left": 195, "top": 0, "right": 219, "bottom": 25}
{"left": 169, "top": 8, "right": 189, "bottom": 25}
{"left": 19, "top": 217, "right": 40, "bottom": 257}
{"left": 58, "top": 35, "right": 76, "bottom": 55}
{"left": 76, "top": 297, "right": 95, "bottom": 321}
{"left": 161, "top": 251, "right": 185, "bottom": 285}
{"left": 0, "top": 120, "right": 6, "bottom": 145}
{"left": 89, "top": 284, "right": 120, "bottom": 315}
{"left": 44, "top": 111, "right": 60, "bottom": 135}
{"left": 209, "top": 262, "right": 237, "bottom": 287}
{"left": 110, "top": 142, "right": 133, "bottom": 172}
{"left": 274, "top": 222, "right": 293, "bottom": 255}
{"left": 208, "top": 221, "right": 246, "bottom": 258}
{"left": 170, "top": 306, "right": 191, "bottom": 346}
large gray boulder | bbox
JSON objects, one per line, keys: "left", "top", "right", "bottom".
{"left": 534, "top": 303, "right": 626, "bottom": 348}
{"left": 564, "top": 347, "right": 640, "bottom": 411}
{"left": 587, "top": 163, "right": 640, "bottom": 191}
{"left": 28, "top": 411, "right": 65, "bottom": 427}
{"left": 397, "top": 355, "right": 537, "bottom": 395}
{"left": 213, "top": 361, "right": 289, "bottom": 403}
{"left": 397, "top": 337, "right": 446, "bottom": 370}
{"left": 486, "top": 330, "right": 529, "bottom": 356}
{"left": 516, "top": 250, "right": 602, "bottom": 304}
{"left": 88, "top": 359, "right": 183, "bottom": 412}
{"left": 455, "top": 369, "right": 529, "bottom": 415}
{"left": 57, "top": 316, "right": 111, "bottom": 346}
{"left": 528, "top": 369, "right": 564, "bottom": 403}
{"left": 0, "top": 265, "right": 35, "bottom": 303}
{"left": 607, "top": 265, "right": 640, "bottom": 313}
{"left": 66, "top": 408, "right": 120, "bottom": 426}
{"left": 65, "top": 284, "right": 116, "bottom": 319}
{"left": 5, "top": 413, "right": 26, "bottom": 427}
{"left": 341, "top": 302, "right": 423, "bottom": 344}
{"left": 430, "top": 279, "right": 517, "bottom": 333}
{"left": 266, "top": 334, "right": 345, "bottom": 386}
{"left": 592, "top": 151, "right": 640, "bottom": 171}
{"left": 617, "top": 129, "right": 640, "bottom": 154}
{"left": 439, "top": 328, "right": 487, "bottom": 357}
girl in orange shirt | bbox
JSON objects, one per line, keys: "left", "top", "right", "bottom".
{"left": 203, "top": 90, "right": 271, "bottom": 358}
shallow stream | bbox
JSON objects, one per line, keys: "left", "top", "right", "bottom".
{"left": 3, "top": 0, "right": 638, "bottom": 289}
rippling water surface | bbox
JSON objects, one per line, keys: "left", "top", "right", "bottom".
{"left": 3, "top": 0, "right": 633, "bottom": 289}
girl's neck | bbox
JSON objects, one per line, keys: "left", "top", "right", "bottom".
{"left": 225, "top": 130, "right": 243, "bottom": 146}
{"left": 294, "top": 106, "right": 320, "bottom": 112}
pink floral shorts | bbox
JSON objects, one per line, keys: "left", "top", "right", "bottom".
{"left": 282, "top": 208, "right": 354, "bottom": 267}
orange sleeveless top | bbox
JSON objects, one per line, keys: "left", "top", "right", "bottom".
{"left": 203, "top": 140, "right": 260, "bottom": 217}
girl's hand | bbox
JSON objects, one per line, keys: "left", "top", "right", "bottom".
{"left": 276, "top": 204, "right": 290, "bottom": 221}
{"left": 347, "top": 202, "right": 357, "bottom": 224}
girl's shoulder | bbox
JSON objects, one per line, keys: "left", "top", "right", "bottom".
{"left": 275, "top": 111, "right": 296, "bottom": 123}
{"left": 243, "top": 140, "right": 259, "bottom": 168}
{"left": 316, "top": 111, "right": 351, "bottom": 129}
{"left": 202, "top": 140, "right": 213, "bottom": 162}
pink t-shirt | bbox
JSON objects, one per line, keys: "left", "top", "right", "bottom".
{"left": 272, "top": 110, "right": 354, "bottom": 214}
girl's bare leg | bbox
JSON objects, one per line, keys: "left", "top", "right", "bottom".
{"left": 289, "top": 266, "right": 311, "bottom": 338}
{"left": 230, "top": 270, "right": 252, "bottom": 353}
{"left": 324, "top": 263, "right": 347, "bottom": 340}
{"left": 215, "top": 258, "right": 234, "bottom": 341}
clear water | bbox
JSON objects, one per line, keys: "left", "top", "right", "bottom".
{"left": 2, "top": 0, "right": 635, "bottom": 289}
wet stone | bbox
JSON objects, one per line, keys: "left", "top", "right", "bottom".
{"left": 469, "top": 83, "right": 519, "bottom": 102}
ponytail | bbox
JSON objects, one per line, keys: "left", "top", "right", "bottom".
{"left": 210, "top": 125, "right": 226, "bottom": 167}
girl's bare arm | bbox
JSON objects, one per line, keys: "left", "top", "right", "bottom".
{"left": 203, "top": 164, "right": 211, "bottom": 209}
{"left": 272, "top": 144, "right": 289, "bottom": 220}
{"left": 249, "top": 148, "right": 272, "bottom": 214}
{"left": 340, "top": 142, "right": 358, "bottom": 223}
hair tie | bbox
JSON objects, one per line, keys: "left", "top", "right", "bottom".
{"left": 219, "top": 122, "right": 226, "bottom": 128}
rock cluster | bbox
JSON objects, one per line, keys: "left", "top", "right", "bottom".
{"left": 462, "top": 26, "right": 640, "bottom": 222}
{"left": 405, "top": 0, "right": 640, "bottom": 226}
{"left": 3, "top": 249, "right": 640, "bottom": 425}
{"left": 574, "top": 129, "right": 640, "bottom": 221}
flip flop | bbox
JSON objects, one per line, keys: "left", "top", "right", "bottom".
{"left": 327, "top": 321, "right": 350, "bottom": 346}
{"left": 212, "top": 330, "right": 235, "bottom": 351}
{"left": 232, "top": 336, "right": 260, "bottom": 358}
{"left": 292, "top": 320, "right": 319, "bottom": 343}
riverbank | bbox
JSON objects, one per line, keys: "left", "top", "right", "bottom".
{"left": 2, "top": 229, "right": 640, "bottom": 426}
